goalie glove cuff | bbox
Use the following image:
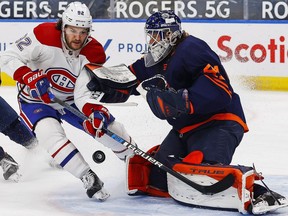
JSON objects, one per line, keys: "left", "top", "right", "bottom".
{"left": 136, "top": 75, "right": 168, "bottom": 99}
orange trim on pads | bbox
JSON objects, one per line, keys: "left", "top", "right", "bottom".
{"left": 178, "top": 113, "right": 249, "bottom": 134}
{"left": 85, "top": 63, "right": 102, "bottom": 71}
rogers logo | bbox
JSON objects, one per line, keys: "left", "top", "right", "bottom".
{"left": 218, "top": 35, "right": 287, "bottom": 63}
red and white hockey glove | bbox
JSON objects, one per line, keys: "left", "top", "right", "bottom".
{"left": 22, "top": 69, "right": 52, "bottom": 104}
{"left": 82, "top": 103, "right": 114, "bottom": 138}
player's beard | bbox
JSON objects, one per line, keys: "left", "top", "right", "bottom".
{"left": 67, "top": 40, "right": 84, "bottom": 51}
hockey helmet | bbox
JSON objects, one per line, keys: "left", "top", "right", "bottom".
{"left": 144, "top": 10, "right": 183, "bottom": 67}
{"left": 61, "top": 2, "right": 92, "bottom": 49}
{"left": 62, "top": 2, "right": 92, "bottom": 31}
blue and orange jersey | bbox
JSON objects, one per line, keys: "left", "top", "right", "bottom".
{"left": 129, "top": 34, "right": 248, "bottom": 134}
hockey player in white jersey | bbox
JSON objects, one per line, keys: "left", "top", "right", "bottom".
{"left": 0, "top": 1, "right": 134, "bottom": 201}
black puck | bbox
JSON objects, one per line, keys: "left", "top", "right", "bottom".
{"left": 92, "top": 150, "right": 105, "bottom": 163}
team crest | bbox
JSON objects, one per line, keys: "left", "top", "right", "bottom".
{"left": 46, "top": 68, "right": 77, "bottom": 93}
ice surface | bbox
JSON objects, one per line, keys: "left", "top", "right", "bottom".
{"left": 0, "top": 86, "right": 288, "bottom": 216}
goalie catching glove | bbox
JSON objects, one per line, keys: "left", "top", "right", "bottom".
{"left": 85, "top": 64, "right": 137, "bottom": 103}
{"left": 82, "top": 103, "right": 115, "bottom": 138}
{"left": 137, "top": 75, "right": 193, "bottom": 119}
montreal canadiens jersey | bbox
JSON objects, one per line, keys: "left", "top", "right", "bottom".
{"left": 0, "top": 22, "right": 106, "bottom": 110}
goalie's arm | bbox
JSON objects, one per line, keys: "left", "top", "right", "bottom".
{"left": 184, "top": 71, "right": 232, "bottom": 115}
{"left": 136, "top": 72, "right": 232, "bottom": 120}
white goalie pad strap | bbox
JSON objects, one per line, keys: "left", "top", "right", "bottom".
{"left": 85, "top": 63, "right": 137, "bottom": 88}
{"left": 167, "top": 164, "right": 255, "bottom": 214}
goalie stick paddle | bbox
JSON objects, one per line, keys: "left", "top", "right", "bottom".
{"left": 49, "top": 93, "right": 235, "bottom": 195}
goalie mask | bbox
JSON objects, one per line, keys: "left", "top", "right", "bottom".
{"left": 61, "top": 2, "right": 92, "bottom": 50}
{"left": 144, "top": 10, "right": 183, "bottom": 67}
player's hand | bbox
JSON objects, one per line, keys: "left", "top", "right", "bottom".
{"left": 82, "top": 103, "right": 114, "bottom": 137}
{"left": 22, "top": 69, "right": 52, "bottom": 103}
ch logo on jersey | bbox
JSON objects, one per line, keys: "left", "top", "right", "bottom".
{"left": 46, "top": 68, "right": 77, "bottom": 93}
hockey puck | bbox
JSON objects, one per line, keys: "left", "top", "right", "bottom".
{"left": 92, "top": 150, "right": 105, "bottom": 163}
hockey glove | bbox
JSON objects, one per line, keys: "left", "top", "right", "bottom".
{"left": 22, "top": 69, "right": 52, "bottom": 104}
{"left": 82, "top": 103, "right": 115, "bottom": 138}
{"left": 146, "top": 88, "right": 193, "bottom": 120}
{"left": 136, "top": 75, "right": 168, "bottom": 99}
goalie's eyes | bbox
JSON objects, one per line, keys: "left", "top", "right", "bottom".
{"left": 147, "top": 33, "right": 161, "bottom": 46}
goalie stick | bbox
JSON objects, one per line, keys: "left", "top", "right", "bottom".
{"left": 49, "top": 93, "right": 235, "bottom": 195}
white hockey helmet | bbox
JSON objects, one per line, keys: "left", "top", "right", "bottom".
{"left": 61, "top": 2, "right": 92, "bottom": 50}
{"left": 62, "top": 1, "right": 92, "bottom": 31}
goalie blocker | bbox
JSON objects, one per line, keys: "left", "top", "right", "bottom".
{"left": 126, "top": 145, "right": 259, "bottom": 214}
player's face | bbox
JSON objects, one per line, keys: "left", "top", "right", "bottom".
{"left": 64, "top": 25, "right": 89, "bottom": 50}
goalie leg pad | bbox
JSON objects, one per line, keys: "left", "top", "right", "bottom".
{"left": 167, "top": 163, "right": 256, "bottom": 214}
{"left": 126, "top": 145, "right": 170, "bottom": 197}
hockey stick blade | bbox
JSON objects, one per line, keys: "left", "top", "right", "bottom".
{"left": 50, "top": 94, "right": 235, "bottom": 195}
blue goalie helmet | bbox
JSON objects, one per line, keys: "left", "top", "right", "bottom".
{"left": 144, "top": 10, "right": 183, "bottom": 67}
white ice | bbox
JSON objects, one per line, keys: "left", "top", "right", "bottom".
{"left": 0, "top": 85, "right": 288, "bottom": 216}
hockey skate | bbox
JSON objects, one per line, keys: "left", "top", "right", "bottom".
{"left": 0, "top": 152, "right": 21, "bottom": 182}
{"left": 81, "top": 169, "right": 110, "bottom": 201}
{"left": 249, "top": 191, "right": 288, "bottom": 214}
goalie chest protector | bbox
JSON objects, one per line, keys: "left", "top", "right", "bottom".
{"left": 167, "top": 163, "right": 256, "bottom": 214}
